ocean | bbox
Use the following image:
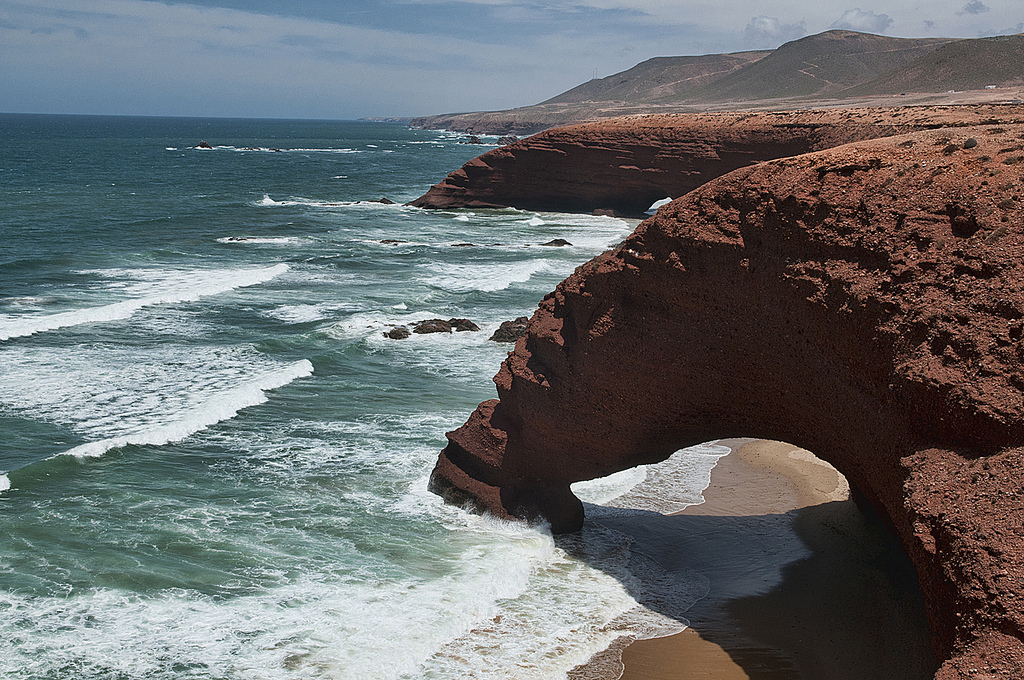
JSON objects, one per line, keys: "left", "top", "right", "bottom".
{"left": 0, "top": 114, "right": 729, "bottom": 679}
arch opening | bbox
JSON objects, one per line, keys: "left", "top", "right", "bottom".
{"left": 558, "top": 438, "right": 938, "bottom": 680}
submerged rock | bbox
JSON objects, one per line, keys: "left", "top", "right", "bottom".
{"left": 384, "top": 326, "right": 411, "bottom": 339}
{"left": 539, "top": 239, "right": 572, "bottom": 247}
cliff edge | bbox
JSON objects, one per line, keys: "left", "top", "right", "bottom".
{"left": 430, "top": 125, "right": 1024, "bottom": 678}
{"left": 410, "top": 106, "right": 1024, "bottom": 217}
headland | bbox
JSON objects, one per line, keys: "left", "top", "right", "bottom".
{"left": 427, "top": 112, "right": 1024, "bottom": 678}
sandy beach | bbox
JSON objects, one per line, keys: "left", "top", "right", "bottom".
{"left": 580, "top": 439, "right": 937, "bottom": 680}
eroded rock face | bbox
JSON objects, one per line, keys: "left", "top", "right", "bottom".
{"left": 409, "top": 106, "right": 1024, "bottom": 217}
{"left": 429, "top": 125, "right": 1024, "bottom": 678}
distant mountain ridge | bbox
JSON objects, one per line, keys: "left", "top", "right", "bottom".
{"left": 846, "top": 32, "right": 1024, "bottom": 95}
{"left": 541, "top": 50, "right": 771, "bottom": 105}
{"left": 410, "top": 30, "right": 1024, "bottom": 134}
{"left": 683, "top": 30, "right": 954, "bottom": 101}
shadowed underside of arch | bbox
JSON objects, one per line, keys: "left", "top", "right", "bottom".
{"left": 429, "top": 127, "right": 1024, "bottom": 679}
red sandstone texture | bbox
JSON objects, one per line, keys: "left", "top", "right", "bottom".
{"left": 429, "top": 124, "right": 1024, "bottom": 678}
{"left": 410, "top": 105, "right": 1024, "bottom": 217}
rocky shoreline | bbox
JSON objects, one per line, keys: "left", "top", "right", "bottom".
{"left": 427, "top": 111, "right": 1024, "bottom": 678}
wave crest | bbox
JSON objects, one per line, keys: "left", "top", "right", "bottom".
{"left": 59, "top": 359, "right": 314, "bottom": 459}
{"left": 0, "top": 264, "right": 289, "bottom": 342}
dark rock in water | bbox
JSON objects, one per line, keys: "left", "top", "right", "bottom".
{"left": 413, "top": 319, "right": 453, "bottom": 334}
{"left": 408, "top": 318, "right": 480, "bottom": 334}
{"left": 451, "top": 243, "right": 476, "bottom": 248}
{"left": 377, "top": 197, "right": 396, "bottom": 204}
{"left": 498, "top": 136, "right": 520, "bottom": 146}
{"left": 197, "top": 141, "right": 213, "bottom": 149}
{"left": 540, "top": 239, "right": 572, "bottom": 247}
{"left": 380, "top": 239, "right": 408, "bottom": 245}
{"left": 488, "top": 316, "right": 529, "bottom": 343}
{"left": 466, "top": 135, "right": 483, "bottom": 144}
{"left": 385, "top": 318, "right": 480, "bottom": 337}
{"left": 449, "top": 318, "right": 480, "bottom": 332}
{"left": 592, "top": 208, "right": 624, "bottom": 217}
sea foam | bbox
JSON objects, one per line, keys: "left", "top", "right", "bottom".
{"left": 256, "top": 195, "right": 398, "bottom": 209}
{"left": 423, "top": 259, "right": 551, "bottom": 293}
{"left": 57, "top": 359, "right": 313, "bottom": 459}
{"left": 216, "top": 236, "right": 303, "bottom": 245}
{"left": 0, "top": 264, "right": 289, "bottom": 341}
{"left": 0, "top": 474, "right": 9, "bottom": 492}
{"left": 601, "top": 441, "right": 731, "bottom": 514}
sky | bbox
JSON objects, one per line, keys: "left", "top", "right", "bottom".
{"left": 1, "top": 0, "right": 1021, "bottom": 120}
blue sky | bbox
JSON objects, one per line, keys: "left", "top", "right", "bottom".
{"left": 1, "top": 0, "right": 1021, "bottom": 119}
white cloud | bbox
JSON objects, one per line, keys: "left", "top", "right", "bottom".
{"left": 830, "top": 8, "right": 894, "bottom": 33}
{"left": 0, "top": 0, "right": 782, "bottom": 117}
{"left": 743, "top": 15, "right": 807, "bottom": 48}
{"left": 2, "top": 0, "right": 1024, "bottom": 118}
{"left": 0, "top": 0, "right": 578, "bottom": 117}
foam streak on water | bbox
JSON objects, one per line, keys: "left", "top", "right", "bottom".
{"left": 59, "top": 359, "right": 313, "bottom": 459}
{"left": 0, "top": 264, "right": 289, "bottom": 341}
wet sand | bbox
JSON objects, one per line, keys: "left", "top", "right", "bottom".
{"left": 595, "top": 439, "right": 937, "bottom": 680}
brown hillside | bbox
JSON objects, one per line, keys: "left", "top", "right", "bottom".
{"left": 846, "top": 33, "right": 1024, "bottom": 96}
{"left": 685, "top": 30, "right": 952, "bottom": 101}
{"left": 541, "top": 51, "right": 769, "bottom": 105}
{"left": 409, "top": 30, "right": 1024, "bottom": 134}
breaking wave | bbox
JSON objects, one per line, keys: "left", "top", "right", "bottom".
{"left": 57, "top": 359, "right": 313, "bottom": 459}
{"left": 0, "top": 264, "right": 289, "bottom": 341}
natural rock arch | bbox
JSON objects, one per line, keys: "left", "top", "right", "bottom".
{"left": 430, "top": 127, "right": 1024, "bottom": 678}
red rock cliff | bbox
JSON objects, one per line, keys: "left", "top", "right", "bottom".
{"left": 430, "top": 125, "right": 1024, "bottom": 678}
{"left": 410, "top": 106, "right": 1024, "bottom": 217}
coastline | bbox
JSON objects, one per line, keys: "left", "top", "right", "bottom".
{"left": 588, "top": 439, "right": 936, "bottom": 680}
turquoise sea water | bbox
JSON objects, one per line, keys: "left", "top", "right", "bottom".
{"left": 0, "top": 114, "right": 727, "bottom": 679}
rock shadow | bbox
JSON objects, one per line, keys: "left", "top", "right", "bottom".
{"left": 557, "top": 495, "right": 938, "bottom": 680}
